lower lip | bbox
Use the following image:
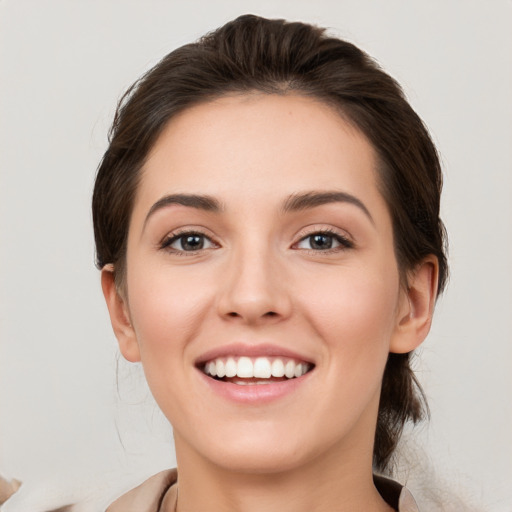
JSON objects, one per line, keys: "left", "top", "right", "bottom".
{"left": 197, "top": 369, "right": 313, "bottom": 404}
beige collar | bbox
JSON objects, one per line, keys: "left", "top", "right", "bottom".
{"left": 106, "top": 469, "right": 419, "bottom": 512}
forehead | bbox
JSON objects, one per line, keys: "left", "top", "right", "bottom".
{"left": 135, "top": 93, "right": 384, "bottom": 215}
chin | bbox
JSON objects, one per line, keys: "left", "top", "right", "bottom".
{"left": 208, "top": 446, "right": 310, "bottom": 475}
{"left": 182, "top": 423, "right": 330, "bottom": 476}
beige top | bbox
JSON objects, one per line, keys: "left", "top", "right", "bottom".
{"left": 106, "top": 469, "right": 420, "bottom": 512}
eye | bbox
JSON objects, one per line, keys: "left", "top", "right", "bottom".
{"left": 161, "top": 231, "right": 216, "bottom": 253}
{"left": 295, "top": 231, "right": 353, "bottom": 251}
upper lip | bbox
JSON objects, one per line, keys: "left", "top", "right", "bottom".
{"left": 195, "top": 343, "right": 315, "bottom": 366}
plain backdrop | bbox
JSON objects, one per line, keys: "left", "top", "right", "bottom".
{"left": 1, "top": 0, "right": 511, "bottom": 510}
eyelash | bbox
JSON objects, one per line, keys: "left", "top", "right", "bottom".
{"left": 159, "top": 228, "right": 354, "bottom": 255}
{"left": 160, "top": 229, "right": 218, "bottom": 256}
{"left": 293, "top": 228, "right": 354, "bottom": 254}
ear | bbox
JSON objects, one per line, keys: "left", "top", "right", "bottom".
{"left": 390, "top": 255, "right": 439, "bottom": 354}
{"left": 101, "top": 265, "right": 141, "bottom": 362}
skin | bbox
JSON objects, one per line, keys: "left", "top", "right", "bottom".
{"left": 102, "top": 93, "right": 438, "bottom": 512}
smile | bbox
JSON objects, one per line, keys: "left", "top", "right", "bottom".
{"left": 201, "top": 356, "right": 313, "bottom": 385}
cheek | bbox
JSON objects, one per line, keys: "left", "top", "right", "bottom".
{"left": 302, "top": 264, "right": 400, "bottom": 363}
{"left": 126, "top": 263, "right": 212, "bottom": 359}
{"left": 123, "top": 265, "right": 214, "bottom": 417}
{"left": 298, "top": 268, "right": 400, "bottom": 429}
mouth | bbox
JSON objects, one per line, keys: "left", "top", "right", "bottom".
{"left": 199, "top": 356, "right": 314, "bottom": 385}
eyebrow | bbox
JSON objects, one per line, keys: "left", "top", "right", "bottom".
{"left": 143, "top": 190, "right": 374, "bottom": 228}
{"left": 282, "top": 191, "right": 374, "bottom": 224}
{"left": 144, "top": 193, "right": 223, "bottom": 227}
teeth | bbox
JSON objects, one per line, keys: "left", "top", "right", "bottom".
{"left": 237, "top": 357, "right": 254, "bottom": 378}
{"left": 206, "top": 361, "right": 217, "bottom": 377}
{"left": 203, "top": 356, "right": 311, "bottom": 381}
{"left": 254, "top": 357, "right": 271, "bottom": 378}
{"left": 271, "top": 359, "right": 285, "bottom": 377}
{"left": 231, "top": 379, "right": 274, "bottom": 386}
{"left": 225, "top": 357, "right": 237, "bottom": 378}
{"left": 294, "top": 363, "right": 305, "bottom": 378}
{"left": 285, "top": 360, "right": 296, "bottom": 379}
{"left": 216, "top": 359, "right": 226, "bottom": 378}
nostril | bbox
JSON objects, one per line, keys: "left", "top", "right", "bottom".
{"left": 225, "top": 310, "right": 278, "bottom": 319}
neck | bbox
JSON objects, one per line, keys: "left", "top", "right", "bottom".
{"left": 173, "top": 428, "right": 394, "bottom": 512}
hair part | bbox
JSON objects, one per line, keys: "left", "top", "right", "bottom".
{"left": 93, "top": 14, "right": 448, "bottom": 473}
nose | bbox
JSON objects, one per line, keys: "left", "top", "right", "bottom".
{"left": 216, "top": 244, "right": 292, "bottom": 325}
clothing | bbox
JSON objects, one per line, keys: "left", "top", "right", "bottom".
{"left": 106, "top": 469, "right": 420, "bottom": 512}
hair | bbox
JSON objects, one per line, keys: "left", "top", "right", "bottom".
{"left": 93, "top": 14, "right": 448, "bottom": 473}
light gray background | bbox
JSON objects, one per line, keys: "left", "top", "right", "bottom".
{"left": 1, "top": 1, "right": 511, "bottom": 510}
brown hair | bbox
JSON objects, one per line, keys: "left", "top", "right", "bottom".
{"left": 93, "top": 14, "right": 448, "bottom": 473}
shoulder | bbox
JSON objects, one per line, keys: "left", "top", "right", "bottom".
{"left": 106, "top": 469, "right": 177, "bottom": 512}
{"left": 106, "top": 470, "right": 419, "bottom": 512}
{"left": 374, "top": 474, "right": 420, "bottom": 512}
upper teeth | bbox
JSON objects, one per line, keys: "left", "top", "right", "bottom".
{"left": 203, "top": 357, "right": 310, "bottom": 379}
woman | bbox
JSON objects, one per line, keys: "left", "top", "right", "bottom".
{"left": 93, "top": 14, "right": 447, "bottom": 512}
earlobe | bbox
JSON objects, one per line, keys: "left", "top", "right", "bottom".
{"left": 390, "top": 255, "right": 439, "bottom": 354}
{"left": 101, "top": 265, "right": 141, "bottom": 363}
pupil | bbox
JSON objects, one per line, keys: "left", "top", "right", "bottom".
{"left": 182, "top": 235, "right": 203, "bottom": 250}
{"left": 311, "top": 234, "right": 332, "bottom": 250}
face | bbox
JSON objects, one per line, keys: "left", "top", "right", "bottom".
{"left": 110, "top": 93, "right": 415, "bottom": 475}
